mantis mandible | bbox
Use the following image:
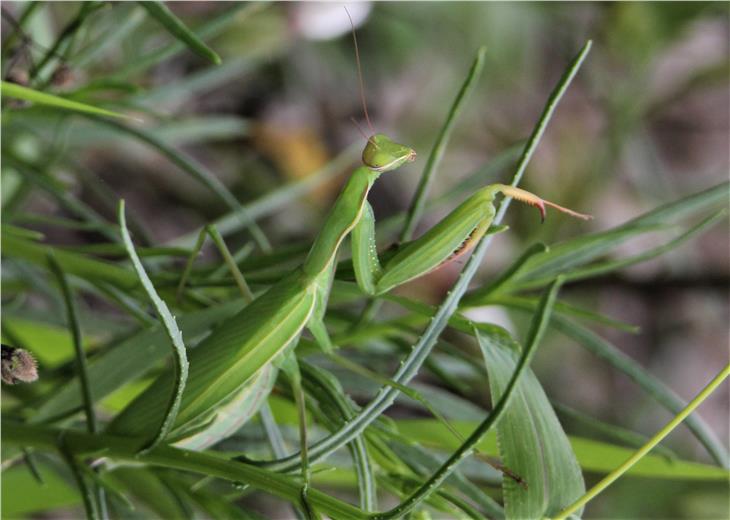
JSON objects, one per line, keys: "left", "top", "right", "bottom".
{"left": 108, "top": 27, "right": 590, "bottom": 451}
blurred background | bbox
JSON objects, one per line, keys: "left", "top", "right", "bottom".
{"left": 2, "top": 2, "right": 729, "bottom": 518}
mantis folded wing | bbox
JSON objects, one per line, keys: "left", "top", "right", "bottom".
{"left": 108, "top": 134, "right": 589, "bottom": 449}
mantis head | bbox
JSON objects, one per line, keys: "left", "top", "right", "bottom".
{"left": 362, "top": 133, "right": 417, "bottom": 173}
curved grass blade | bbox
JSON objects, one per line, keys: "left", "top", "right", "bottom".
{"left": 33, "top": 300, "right": 245, "bottom": 423}
{"left": 89, "top": 116, "right": 272, "bottom": 253}
{"left": 553, "top": 363, "right": 730, "bottom": 520}
{"left": 1, "top": 81, "right": 129, "bottom": 119}
{"left": 371, "top": 277, "right": 564, "bottom": 519}
{"left": 400, "top": 46, "right": 487, "bottom": 242}
{"left": 300, "top": 362, "right": 377, "bottom": 513}
{"left": 118, "top": 200, "right": 188, "bottom": 452}
{"left": 139, "top": 1, "right": 221, "bottom": 65}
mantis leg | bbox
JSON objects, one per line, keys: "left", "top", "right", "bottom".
{"left": 353, "top": 184, "right": 590, "bottom": 296}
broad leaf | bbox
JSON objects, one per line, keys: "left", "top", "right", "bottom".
{"left": 477, "top": 327, "right": 585, "bottom": 519}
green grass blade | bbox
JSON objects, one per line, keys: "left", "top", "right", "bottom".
{"left": 3, "top": 421, "right": 369, "bottom": 520}
{"left": 372, "top": 278, "right": 564, "bottom": 519}
{"left": 59, "top": 442, "right": 100, "bottom": 520}
{"left": 32, "top": 301, "right": 245, "bottom": 422}
{"left": 400, "top": 46, "right": 487, "bottom": 242}
{"left": 2, "top": 232, "right": 138, "bottom": 289}
{"left": 47, "top": 256, "right": 97, "bottom": 434}
{"left": 139, "top": 1, "right": 221, "bottom": 65}
{"left": 1, "top": 81, "right": 129, "bottom": 119}
{"left": 206, "top": 225, "right": 255, "bottom": 302}
{"left": 88, "top": 116, "right": 272, "bottom": 253}
{"left": 553, "top": 363, "right": 730, "bottom": 520}
{"left": 119, "top": 200, "right": 189, "bottom": 452}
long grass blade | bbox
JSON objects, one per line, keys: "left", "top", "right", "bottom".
{"left": 2, "top": 421, "right": 370, "bottom": 520}
{"left": 1, "top": 81, "right": 129, "bottom": 119}
{"left": 400, "top": 46, "right": 487, "bottom": 242}
{"left": 118, "top": 200, "right": 189, "bottom": 452}
{"left": 553, "top": 363, "right": 730, "bottom": 520}
{"left": 139, "top": 1, "right": 221, "bottom": 65}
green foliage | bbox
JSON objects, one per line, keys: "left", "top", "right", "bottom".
{"left": 2, "top": 3, "right": 728, "bottom": 520}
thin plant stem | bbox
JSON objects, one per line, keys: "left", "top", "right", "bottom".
{"left": 206, "top": 225, "right": 254, "bottom": 302}
{"left": 553, "top": 362, "right": 730, "bottom": 520}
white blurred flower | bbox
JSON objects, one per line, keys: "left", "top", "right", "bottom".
{"left": 291, "top": 2, "right": 372, "bottom": 41}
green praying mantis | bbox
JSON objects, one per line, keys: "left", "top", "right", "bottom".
{"left": 108, "top": 22, "right": 590, "bottom": 453}
{"left": 109, "top": 133, "right": 590, "bottom": 446}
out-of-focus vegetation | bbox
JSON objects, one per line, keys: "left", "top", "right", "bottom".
{"left": 1, "top": 2, "right": 728, "bottom": 519}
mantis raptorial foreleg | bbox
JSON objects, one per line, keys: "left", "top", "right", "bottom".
{"left": 352, "top": 183, "right": 591, "bottom": 296}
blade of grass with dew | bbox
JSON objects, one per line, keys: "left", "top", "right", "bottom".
{"left": 139, "top": 1, "right": 221, "bottom": 65}
{"left": 1, "top": 81, "right": 130, "bottom": 119}
{"left": 370, "top": 277, "right": 564, "bottom": 519}
{"left": 478, "top": 316, "right": 584, "bottom": 519}
{"left": 255, "top": 40, "right": 593, "bottom": 473}
{"left": 31, "top": 301, "right": 246, "bottom": 423}
{"left": 118, "top": 200, "right": 188, "bottom": 452}
{"left": 86, "top": 115, "right": 271, "bottom": 253}
{"left": 553, "top": 363, "right": 730, "bottom": 520}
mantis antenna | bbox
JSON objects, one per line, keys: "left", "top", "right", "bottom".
{"left": 344, "top": 6, "right": 375, "bottom": 136}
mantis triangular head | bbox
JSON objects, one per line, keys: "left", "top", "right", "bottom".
{"left": 362, "top": 134, "right": 417, "bottom": 172}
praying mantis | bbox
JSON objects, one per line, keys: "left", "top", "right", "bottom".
{"left": 109, "top": 131, "right": 589, "bottom": 446}
{"left": 108, "top": 18, "right": 590, "bottom": 453}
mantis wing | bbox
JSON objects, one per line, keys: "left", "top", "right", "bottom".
{"left": 108, "top": 271, "right": 316, "bottom": 442}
